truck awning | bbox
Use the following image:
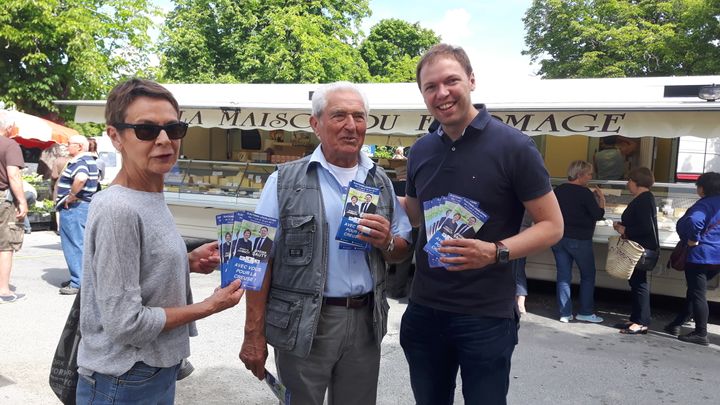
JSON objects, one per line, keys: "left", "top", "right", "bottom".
{"left": 56, "top": 76, "right": 720, "bottom": 138}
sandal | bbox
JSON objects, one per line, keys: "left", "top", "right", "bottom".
{"left": 619, "top": 324, "right": 648, "bottom": 335}
{"left": 613, "top": 321, "right": 634, "bottom": 329}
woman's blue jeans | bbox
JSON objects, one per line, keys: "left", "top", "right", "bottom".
{"left": 76, "top": 362, "right": 180, "bottom": 404}
{"left": 551, "top": 237, "right": 598, "bottom": 317}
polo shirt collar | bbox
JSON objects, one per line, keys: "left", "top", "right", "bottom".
{"left": 68, "top": 151, "right": 93, "bottom": 163}
{"left": 434, "top": 104, "right": 492, "bottom": 139}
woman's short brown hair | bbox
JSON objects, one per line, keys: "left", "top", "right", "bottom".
{"left": 105, "top": 78, "right": 179, "bottom": 126}
{"left": 628, "top": 167, "right": 654, "bottom": 188}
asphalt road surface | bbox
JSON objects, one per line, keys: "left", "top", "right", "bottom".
{"left": 1, "top": 231, "right": 718, "bottom": 404}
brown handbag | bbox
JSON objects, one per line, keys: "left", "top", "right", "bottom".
{"left": 667, "top": 241, "right": 688, "bottom": 271}
{"left": 667, "top": 219, "right": 720, "bottom": 271}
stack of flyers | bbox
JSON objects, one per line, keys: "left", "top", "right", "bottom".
{"left": 215, "top": 211, "right": 278, "bottom": 290}
{"left": 423, "top": 193, "right": 489, "bottom": 268}
{"left": 334, "top": 180, "right": 380, "bottom": 251}
{"left": 264, "top": 369, "right": 291, "bottom": 404}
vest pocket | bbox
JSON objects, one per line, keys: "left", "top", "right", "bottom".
{"left": 265, "top": 290, "right": 304, "bottom": 351}
{"left": 281, "top": 215, "right": 315, "bottom": 266}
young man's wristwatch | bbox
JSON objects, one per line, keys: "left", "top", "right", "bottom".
{"left": 494, "top": 241, "right": 510, "bottom": 264}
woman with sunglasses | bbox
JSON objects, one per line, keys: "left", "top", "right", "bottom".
{"left": 76, "top": 78, "right": 244, "bottom": 403}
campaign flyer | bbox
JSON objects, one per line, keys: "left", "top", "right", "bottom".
{"left": 231, "top": 211, "right": 252, "bottom": 258}
{"left": 424, "top": 195, "right": 489, "bottom": 268}
{"left": 423, "top": 197, "right": 443, "bottom": 239}
{"left": 215, "top": 213, "right": 236, "bottom": 267}
{"left": 222, "top": 212, "right": 278, "bottom": 290}
{"left": 334, "top": 180, "right": 380, "bottom": 250}
{"left": 265, "top": 369, "right": 291, "bottom": 404}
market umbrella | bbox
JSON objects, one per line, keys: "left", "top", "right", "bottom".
{"left": 1, "top": 109, "right": 76, "bottom": 149}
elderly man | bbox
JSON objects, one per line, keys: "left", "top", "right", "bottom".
{"left": 0, "top": 113, "right": 27, "bottom": 303}
{"left": 240, "top": 81, "right": 412, "bottom": 405}
{"left": 57, "top": 134, "right": 99, "bottom": 294}
{"left": 399, "top": 44, "right": 563, "bottom": 404}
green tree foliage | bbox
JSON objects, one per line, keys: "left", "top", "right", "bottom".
{"left": 159, "top": 0, "right": 372, "bottom": 83}
{"left": 359, "top": 18, "right": 440, "bottom": 82}
{"left": 523, "top": 0, "right": 720, "bottom": 78}
{"left": 0, "top": 0, "right": 157, "bottom": 117}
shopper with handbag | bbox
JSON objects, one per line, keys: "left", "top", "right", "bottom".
{"left": 664, "top": 172, "right": 720, "bottom": 346}
{"left": 76, "top": 79, "right": 244, "bottom": 403}
{"left": 612, "top": 167, "right": 658, "bottom": 335}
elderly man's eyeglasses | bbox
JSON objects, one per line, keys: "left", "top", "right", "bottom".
{"left": 113, "top": 122, "right": 189, "bottom": 141}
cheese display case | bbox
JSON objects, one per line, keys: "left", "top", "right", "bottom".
{"left": 583, "top": 179, "right": 699, "bottom": 248}
{"left": 163, "top": 159, "right": 279, "bottom": 237}
{"left": 162, "top": 154, "right": 406, "bottom": 238}
{"left": 165, "top": 159, "right": 276, "bottom": 199}
{"left": 525, "top": 179, "right": 720, "bottom": 301}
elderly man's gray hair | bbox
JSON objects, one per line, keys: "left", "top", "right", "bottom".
{"left": 0, "top": 111, "right": 12, "bottom": 131}
{"left": 311, "top": 81, "right": 369, "bottom": 118}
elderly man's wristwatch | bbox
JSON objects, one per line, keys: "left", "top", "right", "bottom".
{"left": 494, "top": 241, "right": 509, "bottom": 264}
{"left": 386, "top": 236, "right": 395, "bottom": 252}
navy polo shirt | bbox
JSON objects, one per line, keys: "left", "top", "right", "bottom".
{"left": 406, "top": 105, "right": 551, "bottom": 317}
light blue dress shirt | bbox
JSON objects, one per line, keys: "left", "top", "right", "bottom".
{"left": 255, "top": 145, "right": 412, "bottom": 297}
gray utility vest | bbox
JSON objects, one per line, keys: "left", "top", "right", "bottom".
{"left": 265, "top": 156, "right": 395, "bottom": 358}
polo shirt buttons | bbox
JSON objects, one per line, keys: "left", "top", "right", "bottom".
{"left": 451, "top": 147, "right": 456, "bottom": 151}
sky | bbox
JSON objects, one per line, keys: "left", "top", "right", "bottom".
{"left": 153, "top": 0, "right": 538, "bottom": 82}
{"left": 363, "top": 0, "right": 539, "bottom": 81}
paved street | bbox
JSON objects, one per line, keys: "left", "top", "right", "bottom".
{"left": 1, "top": 230, "right": 718, "bottom": 404}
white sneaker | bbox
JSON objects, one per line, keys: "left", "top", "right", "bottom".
{"left": 576, "top": 314, "right": 604, "bottom": 323}
{"left": 559, "top": 315, "right": 573, "bottom": 323}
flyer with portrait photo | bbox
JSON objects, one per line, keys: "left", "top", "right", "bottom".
{"left": 215, "top": 213, "right": 236, "bottom": 267}
{"left": 423, "top": 197, "right": 442, "bottom": 239}
{"left": 334, "top": 180, "right": 380, "bottom": 250}
{"left": 232, "top": 211, "right": 253, "bottom": 259}
{"left": 264, "top": 369, "right": 291, "bottom": 404}
{"left": 221, "top": 211, "right": 278, "bottom": 290}
{"left": 424, "top": 194, "right": 489, "bottom": 268}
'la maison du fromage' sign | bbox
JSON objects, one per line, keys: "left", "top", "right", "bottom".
{"left": 72, "top": 102, "right": 720, "bottom": 138}
{"left": 179, "top": 107, "right": 631, "bottom": 136}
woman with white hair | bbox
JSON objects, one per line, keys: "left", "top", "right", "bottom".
{"left": 551, "top": 160, "right": 606, "bottom": 324}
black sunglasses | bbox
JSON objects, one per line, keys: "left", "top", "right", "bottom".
{"left": 113, "top": 122, "right": 189, "bottom": 141}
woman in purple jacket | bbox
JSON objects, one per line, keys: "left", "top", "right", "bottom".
{"left": 665, "top": 172, "right": 720, "bottom": 346}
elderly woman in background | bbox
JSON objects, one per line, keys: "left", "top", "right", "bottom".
{"left": 664, "top": 172, "right": 720, "bottom": 346}
{"left": 76, "top": 78, "right": 244, "bottom": 403}
{"left": 552, "top": 160, "right": 606, "bottom": 323}
{"left": 613, "top": 167, "right": 658, "bottom": 335}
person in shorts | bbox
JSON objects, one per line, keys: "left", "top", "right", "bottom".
{"left": 0, "top": 112, "right": 28, "bottom": 304}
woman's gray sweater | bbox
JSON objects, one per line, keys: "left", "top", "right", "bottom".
{"left": 77, "top": 185, "right": 196, "bottom": 377}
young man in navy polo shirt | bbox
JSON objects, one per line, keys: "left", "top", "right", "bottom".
{"left": 399, "top": 44, "right": 564, "bottom": 404}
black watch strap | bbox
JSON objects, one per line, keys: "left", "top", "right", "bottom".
{"left": 494, "top": 241, "right": 510, "bottom": 264}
